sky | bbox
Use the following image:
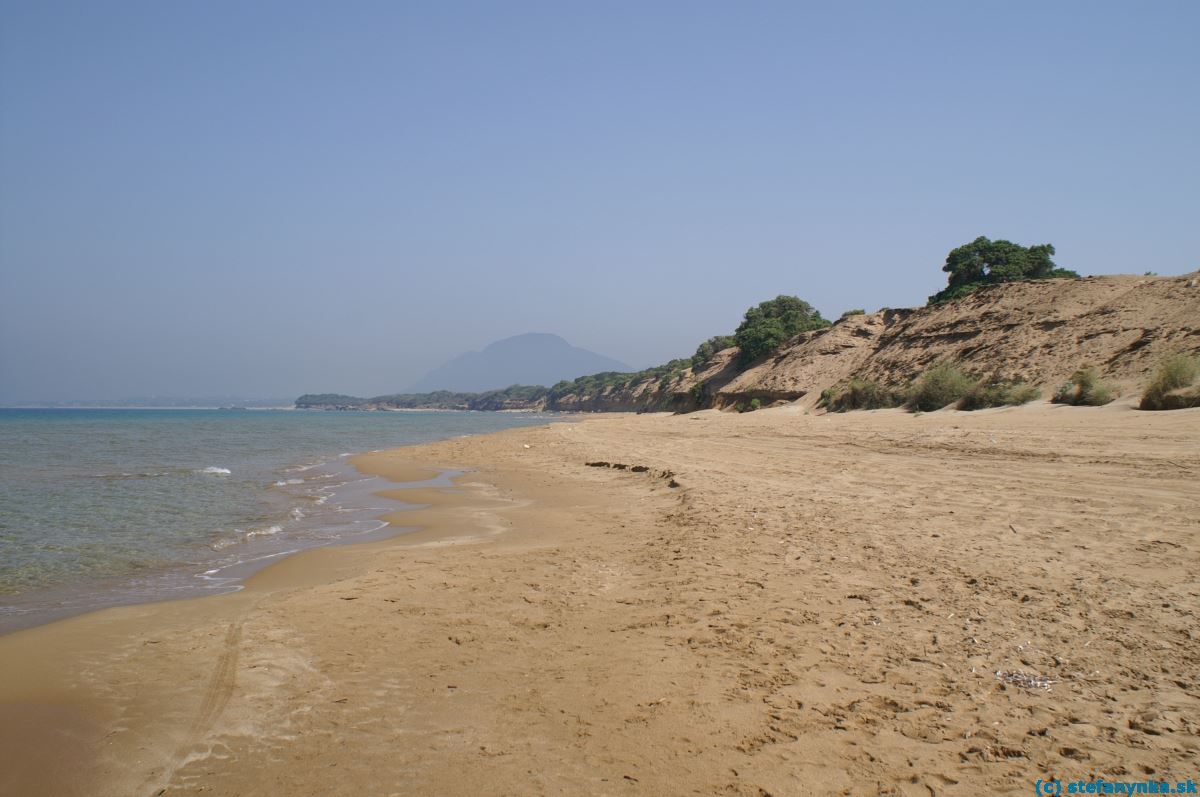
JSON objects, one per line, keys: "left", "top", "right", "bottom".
{"left": 1, "top": 1, "right": 1197, "bottom": 402}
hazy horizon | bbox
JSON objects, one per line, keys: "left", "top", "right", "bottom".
{"left": 2, "top": 1, "right": 1197, "bottom": 402}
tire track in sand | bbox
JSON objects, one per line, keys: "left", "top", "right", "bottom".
{"left": 144, "top": 621, "right": 243, "bottom": 796}
{"left": 188, "top": 621, "right": 242, "bottom": 740}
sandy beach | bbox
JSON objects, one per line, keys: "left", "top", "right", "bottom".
{"left": 2, "top": 401, "right": 1198, "bottom": 795}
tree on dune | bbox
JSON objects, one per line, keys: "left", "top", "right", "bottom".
{"left": 928, "top": 236, "right": 1079, "bottom": 305}
{"left": 734, "top": 296, "right": 830, "bottom": 364}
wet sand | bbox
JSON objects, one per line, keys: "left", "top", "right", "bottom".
{"left": 1, "top": 402, "right": 1198, "bottom": 795}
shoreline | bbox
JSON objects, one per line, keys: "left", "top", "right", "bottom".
{"left": 0, "top": 408, "right": 562, "bottom": 637}
{"left": 1, "top": 405, "right": 1197, "bottom": 794}
{"left": 0, "top": 458, "right": 423, "bottom": 637}
{"left": 0, "top": 442, "right": 508, "bottom": 797}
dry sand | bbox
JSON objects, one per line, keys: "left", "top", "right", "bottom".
{"left": 1, "top": 401, "right": 1198, "bottom": 795}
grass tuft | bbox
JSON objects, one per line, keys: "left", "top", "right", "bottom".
{"left": 819, "top": 379, "right": 904, "bottom": 412}
{"left": 1052, "top": 367, "right": 1116, "bottom": 406}
{"left": 906, "top": 363, "right": 975, "bottom": 412}
{"left": 1140, "top": 353, "right": 1200, "bottom": 410}
{"left": 956, "top": 379, "right": 1041, "bottom": 411}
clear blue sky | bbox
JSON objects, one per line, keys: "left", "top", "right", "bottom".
{"left": 1, "top": 1, "right": 1196, "bottom": 401}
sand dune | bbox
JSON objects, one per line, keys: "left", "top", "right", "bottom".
{"left": 726, "top": 273, "right": 1200, "bottom": 408}
{"left": 1, "top": 401, "right": 1197, "bottom": 795}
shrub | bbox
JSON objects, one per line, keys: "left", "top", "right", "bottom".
{"left": 734, "top": 296, "right": 830, "bottom": 364}
{"left": 907, "top": 363, "right": 975, "bottom": 412}
{"left": 731, "top": 398, "right": 763, "bottom": 413}
{"left": 1140, "top": 353, "right": 1200, "bottom": 410}
{"left": 691, "top": 335, "right": 736, "bottom": 369}
{"left": 956, "top": 379, "right": 1040, "bottom": 411}
{"left": 1053, "top": 367, "right": 1116, "bottom": 406}
{"left": 1007, "top": 383, "right": 1043, "bottom": 405}
{"left": 820, "top": 379, "right": 904, "bottom": 412}
{"left": 839, "top": 309, "right": 866, "bottom": 319}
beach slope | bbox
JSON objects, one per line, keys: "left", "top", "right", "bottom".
{"left": 1, "top": 402, "right": 1198, "bottom": 795}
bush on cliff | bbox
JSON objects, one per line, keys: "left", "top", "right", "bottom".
{"left": 691, "top": 336, "right": 737, "bottom": 369}
{"left": 928, "top": 236, "right": 1079, "bottom": 305}
{"left": 734, "top": 296, "right": 830, "bottom": 364}
{"left": 1140, "top": 353, "right": 1200, "bottom": 410}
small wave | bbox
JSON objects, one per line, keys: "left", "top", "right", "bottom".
{"left": 198, "top": 467, "right": 231, "bottom": 475}
{"left": 91, "top": 469, "right": 177, "bottom": 480}
{"left": 212, "top": 521, "right": 282, "bottom": 548}
{"left": 350, "top": 520, "right": 389, "bottom": 535}
{"left": 201, "top": 548, "right": 300, "bottom": 577}
{"left": 290, "top": 507, "right": 305, "bottom": 520}
{"left": 274, "top": 478, "right": 305, "bottom": 486}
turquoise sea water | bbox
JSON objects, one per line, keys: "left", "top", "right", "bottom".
{"left": 0, "top": 408, "right": 553, "bottom": 632}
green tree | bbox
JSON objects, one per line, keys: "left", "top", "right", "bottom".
{"left": 734, "top": 296, "right": 829, "bottom": 364}
{"left": 929, "top": 236, "right": 1079, "bottom": 305}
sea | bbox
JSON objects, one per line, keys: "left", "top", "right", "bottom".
{"left": 0, "top": 408, "right": 554, "bottom": 634}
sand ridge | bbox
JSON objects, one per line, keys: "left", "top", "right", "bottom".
{"left": 0, "top": 402, "right": 1197, "bottom": 795}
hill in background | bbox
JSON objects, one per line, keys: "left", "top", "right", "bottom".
{"left": 405, "top": 333, "right": 631, "bottom": 393}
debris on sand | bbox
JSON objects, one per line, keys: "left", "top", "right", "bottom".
{"left": 995, "top": 670, "right": 1058, "bottom": 691}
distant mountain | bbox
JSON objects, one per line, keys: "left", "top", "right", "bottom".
{"left": 407, "top": 333, "right": 631, "bottom": 393}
